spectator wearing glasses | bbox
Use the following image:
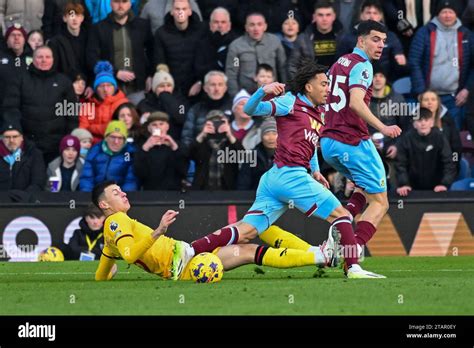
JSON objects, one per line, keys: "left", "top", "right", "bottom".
{"left": 0, "top": 112, "right": 46, "bottom": 192}
{"left": 79, "top": 120, "right": 138, "bottom": 191}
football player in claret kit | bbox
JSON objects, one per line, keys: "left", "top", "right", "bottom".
{"left": 198, "top": 59, "right": 385, "bottom": 278}
{"left": 92, "top": 181, "right": 341, "bottom": 282}
{"left": 320, "top": 20, "right": 402, "bottom": 275}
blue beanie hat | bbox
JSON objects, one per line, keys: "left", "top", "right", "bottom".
{"left": 93, "top": 61, "right": 118, "bottom": 92}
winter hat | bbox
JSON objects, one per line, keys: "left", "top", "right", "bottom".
{"left": 146, "top": 111, "right": 170, "bottom": 124}
{"left": 1, "top": 110, "right": 23, "bottom": 134}
{"left": 104, "top": 120, "right": 128, "bottom": 138}
{"left": 436, "top": 0, "right": 458, "bottom": 15}
{"left": 260, "top": 117, "right": 277, "bottom": 135}
{"left": 1, "top": 118, "right": 23, "bottom": 134}
{"left": 93, "top": 61, "right": 118, "bottom": 92}
{"left": 5, "top": 23, "right": 27, "bottom": 41}
{"left": 279, "top": 10, "right": 303, "bottom": 30}
{"left": 152, "top": 64, "right": 175, "bottom": 92}
{"left": 71, "top": 128, "right": 93, "bottom": 143}
{"left": 232, "top": 89, "right": 251, "bottom": 112}
{"left": 59, "top": 135, "right": 81, "bottom": 153}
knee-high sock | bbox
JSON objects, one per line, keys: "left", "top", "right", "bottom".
{"left": 191, "top": 226, "right": 239, "bottom": 254}
{"left": 331, "top": 216, "right": 358, "bottom": 266}
{"left": 354, "top": 220, "right": 377, "bottom": 246}
{"left": 259, "top": 225, "right": 312, "bottom": 251}
{"left": 346, "top": 191, "right": 366, "bottom": 218}
{"left": 254, "top": 246, "right": 324, "bottom": 268}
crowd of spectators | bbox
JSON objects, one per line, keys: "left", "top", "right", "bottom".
{"left": 0, "top": 0, "right": 474, "bottom": 201}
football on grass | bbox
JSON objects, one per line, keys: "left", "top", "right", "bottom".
{"left": 189, "top": 252, "right": 223, "bottom": 283}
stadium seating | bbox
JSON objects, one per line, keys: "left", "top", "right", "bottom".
{"left": 392, "top": 77, "right": 412, "bottom": 96}
{"left": 450, "top": 178, "right": 474, "bottom": 191}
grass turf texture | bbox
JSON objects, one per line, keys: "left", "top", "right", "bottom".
{"left": 0, "top": 256, "right": 473, "bottom": 315}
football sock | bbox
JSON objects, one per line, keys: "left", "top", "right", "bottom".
{"left": 259, "top": 225, "right": 312, "bottom": 251}
{"left": 254, "top": 246, "right": 319, "bottom": 268}
{"left": 345, "top": 191, "right": 366, "bottom": 218}
{"left": 354, "top": 220, "right": 377, "bottom": 246}
{"left": 191, "top": 226, "right": 239, "bottom": 254}
{"left": 331, "top": 216, "right": 358, "bottom": 267}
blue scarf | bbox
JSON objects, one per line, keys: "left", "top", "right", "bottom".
{"left": 3, "top": 148, "right": 22, "bottom": 168}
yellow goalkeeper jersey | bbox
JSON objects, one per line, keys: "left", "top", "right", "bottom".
{"left": 99, "top": 211, "right": 176, "bottom": 279}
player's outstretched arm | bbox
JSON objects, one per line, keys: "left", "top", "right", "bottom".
{"left": 349, "top": 88, "right": 402, "bottom": 138}
{"left": 243, "top": 83, "right": 289, "bottom": 117}
{"left": 95, "top": 253, "right": 117, "bottom": 281}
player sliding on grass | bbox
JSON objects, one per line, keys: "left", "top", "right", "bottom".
{"left": 320, "top": 20, "right": 402, "bottom": 274}
{"left": 93, "top": 181, "right": 337, "bottom": 281}
{"left": 197, "top": 59, "right": 385, "bottom": 278}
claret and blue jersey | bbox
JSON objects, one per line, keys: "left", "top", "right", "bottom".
{"left": 321, "top": 47, "right": 388, "bottom": 194}
{"left": 242, "top": 87, "right": 341, "bottom": 234}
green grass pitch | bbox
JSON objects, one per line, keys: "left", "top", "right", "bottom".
{"left": 1, "top": 256, "right": 473, "bottom": 315}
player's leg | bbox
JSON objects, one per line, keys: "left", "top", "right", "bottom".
{"left": 321, "top": 137, "right": 364, "bottom": 219}
{"left": 190, "top": 168, "right": 286, "bottom": 254}
{"left": 345, "top": 187, "right": 367, "bottom": 219}
{"left": 321, "top": 137, "right": 389, "bottom": 245}
{"left": 278, "top": 171, "right": 351, "bottom": 267}
{"left": 240, "top": 166, "right": 330, "bottom": 266}
{"left": 216, "top": 243, "right": 326, "bottom": 271}
{"left": 252, "top": 165, "right": 325, "bottom": 252}
{"left": 282, "top": 171, "right": 385, "bottom": 278}
{"left": 259, "top": 225, "right": 314, "bottom": 251}
{"left": 355, "top": 190, "right": 388, "bottom": 243}
{"left": 339, "top": 140, "right": 388, "bottom": 247}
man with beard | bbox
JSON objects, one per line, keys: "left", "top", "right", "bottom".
{"left": 86, "top": 0, "right": 154, "bottom": 104}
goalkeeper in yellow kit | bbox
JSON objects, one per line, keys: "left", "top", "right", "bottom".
{"left": 94, "top": 181, "right": 336, "bottom": 281}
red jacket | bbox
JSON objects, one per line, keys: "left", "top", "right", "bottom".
{"left": 79, "top": 90, "right": 128, "bottom": 144}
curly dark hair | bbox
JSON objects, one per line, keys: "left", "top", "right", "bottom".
{"left": 287, "top": 58, "right": 328, "bottom": 96}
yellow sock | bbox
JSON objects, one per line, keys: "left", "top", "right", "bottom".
{"left": 260, "top": 225, "right": 312, "bottom": 251}
{"left": 261, "top": 247, "right": 317, "bottom": 268}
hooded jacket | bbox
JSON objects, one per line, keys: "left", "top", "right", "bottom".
{"left": 79, "top": 90, "right": 129, "bottom": 144}
{"left": 46, "top": 156, "right": 85, "bottom": 191}
{"left": 395, "top": 127, "right": 457, "bottom": 189}
{"left": 409, "top": 17, "right": 474, "bottom": 94}
{"left": 79, "top": 141, "right": 138, "bottom": 191}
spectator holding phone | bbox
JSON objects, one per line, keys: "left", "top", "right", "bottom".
{"left": 190, "top": 110, "right": 244, "bottom": 190}
{"left": 134, "top": 111, "right": 186, "bottom": 190}
{"left": 181, "top": 71, "right": 232, "bottom": 151}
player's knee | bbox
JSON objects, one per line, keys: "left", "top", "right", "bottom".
{"left": 368, "top": 193, "right": 389, "bottom": 213}
{"left": 238, "top": 227, "right": 258, "bottom": 242}
{"left": 332, "top": 206, "right": 351, "bottom": 219}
